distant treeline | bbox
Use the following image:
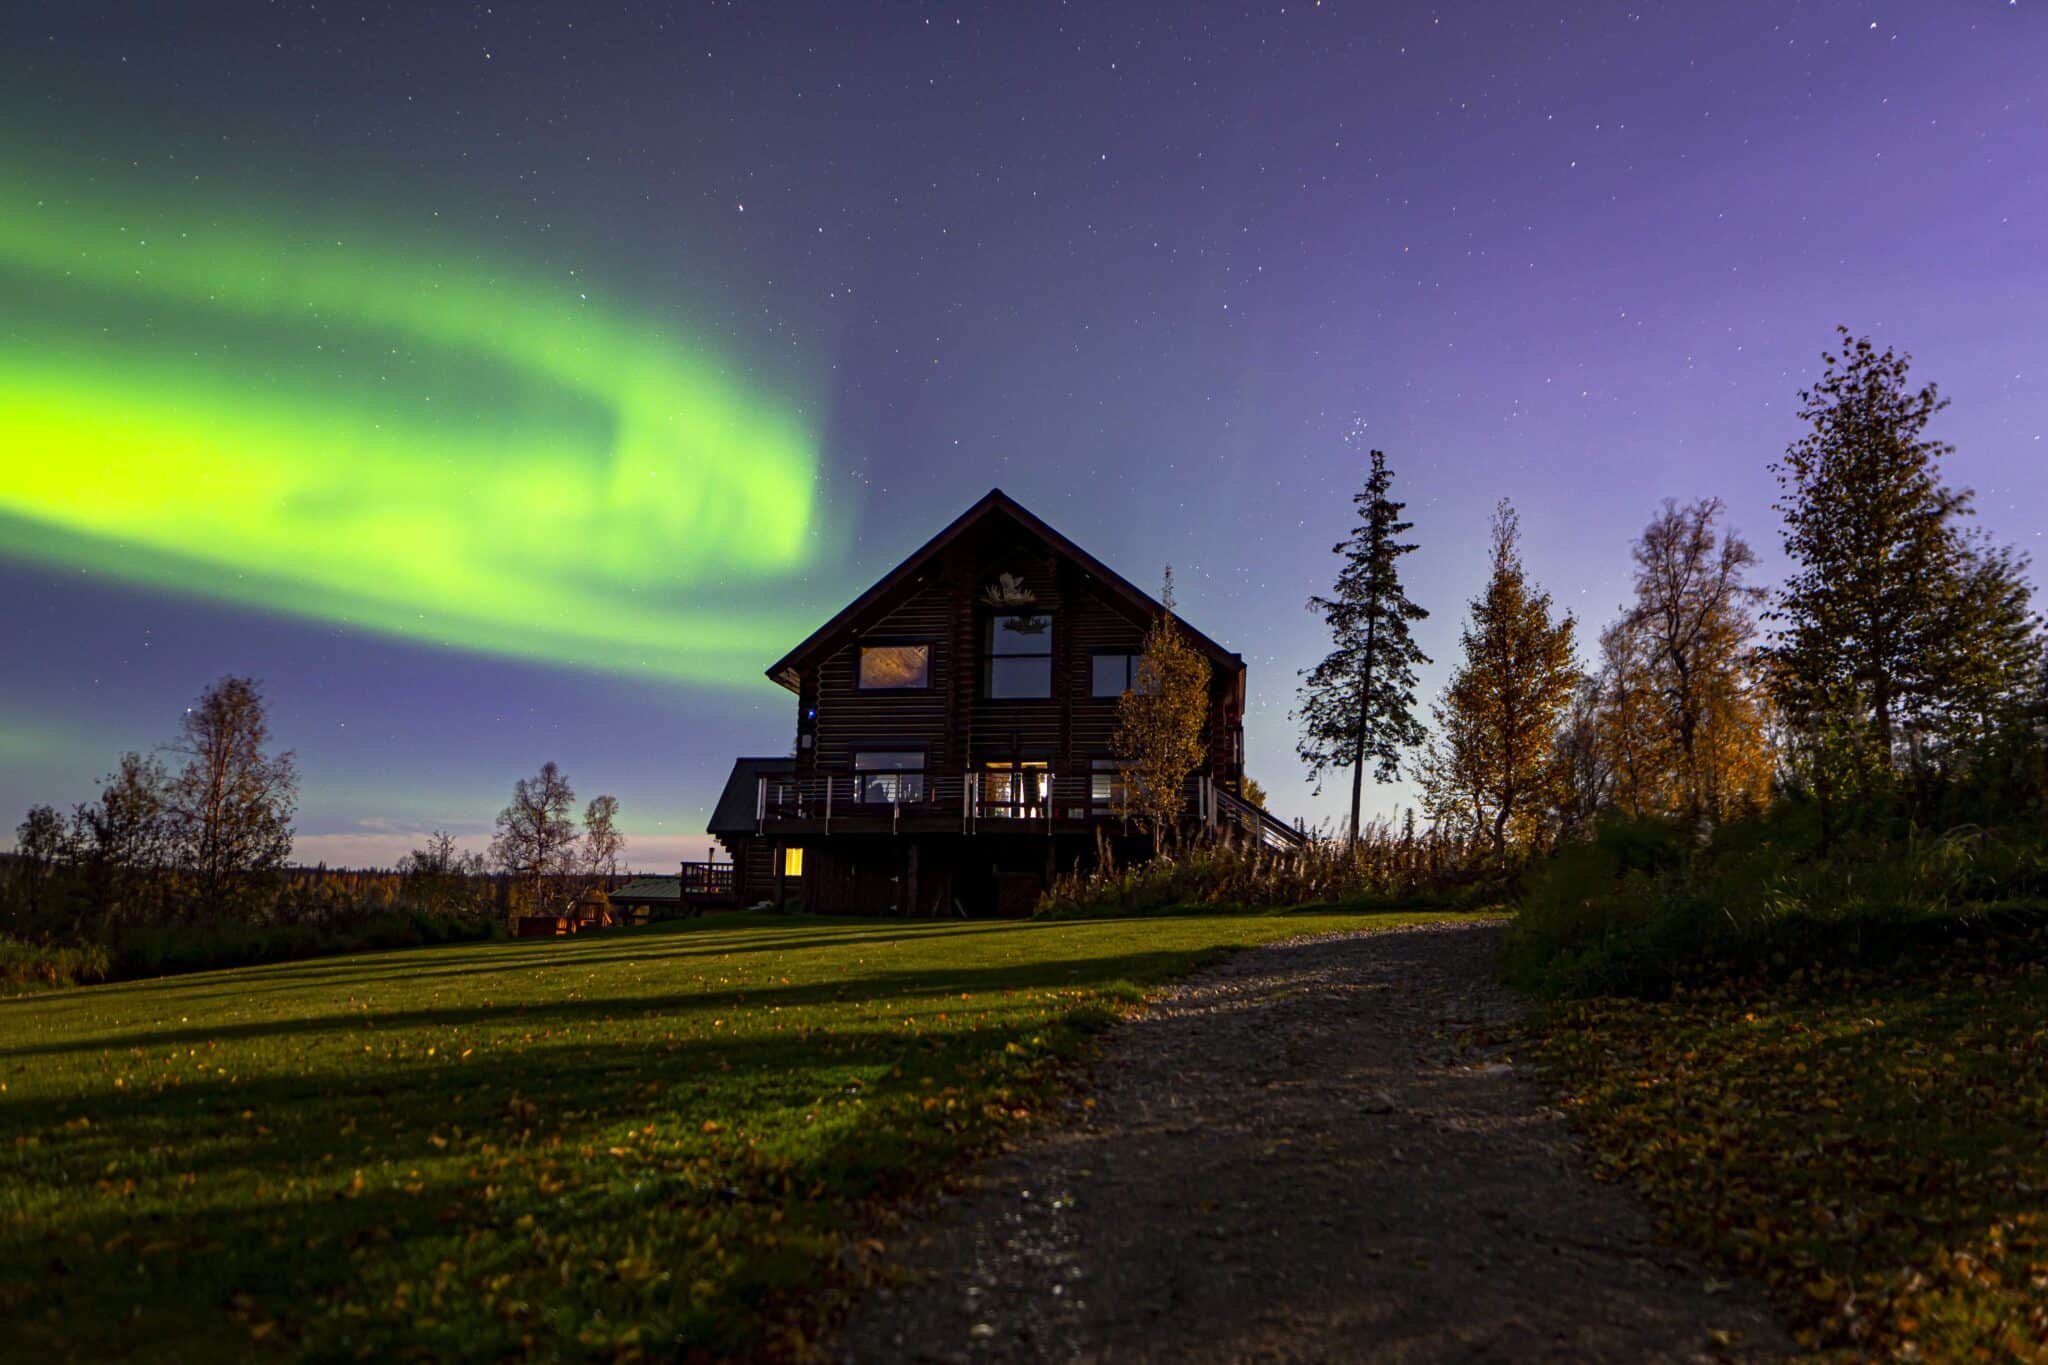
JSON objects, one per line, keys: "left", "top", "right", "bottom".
{"left": 3, "top": 673, "right": 640, "bottom": 986}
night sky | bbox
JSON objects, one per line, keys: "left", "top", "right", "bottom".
{"left": 3, "top": 2, "right": 2042, "bottom": 869}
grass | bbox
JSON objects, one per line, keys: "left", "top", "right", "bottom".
{"left": 0, "top": 907, "right": 1456, "bottom": 1361}
{"left": 1537, "top": 921, "right": 2048, "bottom": 1361}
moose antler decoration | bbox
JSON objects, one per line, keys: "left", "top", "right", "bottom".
{"left": 980, "top": 573, "right": 1037, "bottom": 608}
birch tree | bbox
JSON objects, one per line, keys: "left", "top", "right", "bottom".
{"left": 165, "top": 676, "right": 298, "bottom": 911}
{"left": 491, "top": 762, "right": 581, "bottom": 912}
{"left": 1111, "top": 569, "right": 1212, "bottom": 855}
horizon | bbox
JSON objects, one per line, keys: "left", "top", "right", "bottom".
{"left": 4, "top": 1, "right": 2043, "bottom": 870}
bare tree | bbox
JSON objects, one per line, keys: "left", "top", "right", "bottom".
{"left": 491, "top": 762, "right": 580, "bottom": 913}
{"left": 164, "top": 677, "right": 298, "bottom": 913}
{"left": 582, "top": 795, "right": 625, "bottom": 881}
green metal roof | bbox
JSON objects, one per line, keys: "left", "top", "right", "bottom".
{"left": 608, "top": 876, "right": 682, "bottom": 902}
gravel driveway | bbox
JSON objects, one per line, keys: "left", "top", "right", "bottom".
{"left": 837, "top": 920, "right": 1789, "bottom": 1363}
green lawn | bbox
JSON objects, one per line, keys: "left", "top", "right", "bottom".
{"left": 0, "top": 909, "right": 1451, "bottom": 1361}
{"left": 1538, "top": 922, "right": 2048, "bottom": 1361}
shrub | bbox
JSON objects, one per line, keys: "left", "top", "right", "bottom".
{"left": 0, "top": 936, "right": 112, "bottom": 992}
{"left": 1504, "top": 806, "right": 2048, "bottom": 998}
{"left": 1035, "top": 822, "right": 1490, "bottom": 919}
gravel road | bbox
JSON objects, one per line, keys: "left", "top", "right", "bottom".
{"left": 837, "top": 920, "right": 1789, "bottom": 1364}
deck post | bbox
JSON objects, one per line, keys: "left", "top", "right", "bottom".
{"left": 773, "top": 842, "right": 786, "bottom": 910}
{"left": 825, "top": 774, "right": 833, "bottom": 834}
{"left": 755, "top": 775, "right": 767, "bottom": 835}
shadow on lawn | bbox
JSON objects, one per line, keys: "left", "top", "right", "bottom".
{"left": 1, "top": 998, "right": 1105, "bottom": 1359}
{"left": 9, "top": 917, "right": 1036, "bottom": 1010}
{"left": 0, "top": 943, "right": 1198, "bottom": 1061}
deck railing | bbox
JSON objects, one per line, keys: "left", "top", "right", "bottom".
{"left": 755, "top": 768, "right": 1076, "bottom": 834}
{"left": 678, "top": 860, "right": 735, "bottom": 895}
{"left": 753, "top": 768, "right": 1305, "bottom": 848}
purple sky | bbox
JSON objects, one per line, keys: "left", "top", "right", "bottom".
{"left": 3, "top": 2, "right": 2043, "bottom": 868}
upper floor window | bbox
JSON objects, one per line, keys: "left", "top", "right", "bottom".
{"left": 984, "top": 612, "right": 1053, "bottom": 698}
{"left": 1091, "top": 652, "right": 1144, "bottom": 698}
{"left": 858, "top": 642, "right": 930, "bottom": 690}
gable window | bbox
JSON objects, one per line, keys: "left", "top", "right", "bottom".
{"left": 984, "top": 612, "right": 1053, "bottom": 698}
{"left": 853, "top": 750, "right": 925, "bottom": 804}
{"left": 857, "top": 642, "right": 930, "bottom": 690}
{"left": 1091, "top": 652, "right": 1143, "bottom": 698}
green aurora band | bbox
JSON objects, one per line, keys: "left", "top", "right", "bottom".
{"left": 0, "top": 177, "right": 821, "bottom": 683}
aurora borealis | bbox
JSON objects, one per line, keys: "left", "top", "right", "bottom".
{"left": 0, "top": 174, "right": 820, "bottom": 682}
{"left": 4, "top": 2, "right": 2043, "bottom": 868}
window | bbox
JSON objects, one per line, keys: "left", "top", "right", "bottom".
{"left": 783, "top": 847, "right": 804, "bottom": 877}
{"left": 1092, "top": 652, "right": 1141, "bottom": 698}
{"left": 857, "top": 642, "right": 930, "bottom": 690}
{"left": 984, "top": 612, "right": 1053, "bottom": 698}
{"left": 853, "top": 750, "right": 925, "bottom": 804}
{"left": 1090, "top": 757, "right": 1129, "bottom": 810}
{"left": 980, "top": 761, "right": 1049, "bottom": 818}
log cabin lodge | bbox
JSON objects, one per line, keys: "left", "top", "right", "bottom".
{"left": 700, "top": 489, "right": 1301, "bottom": 916}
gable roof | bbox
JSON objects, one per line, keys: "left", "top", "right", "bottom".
{"left": 706, "top": 756, "right": 794, "bottom": 835}
{"left": 765, "top": 488, "right": 1242, "bottom": 691}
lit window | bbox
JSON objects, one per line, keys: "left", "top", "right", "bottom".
{"left": 783, "top": 847, "right": 804, "bottom": 877}
{"left": 984, "top": 612, "right": 1052, "bottom": 698}
{"left": 854, "top": 750, "right": 926, "bottom": 803}
{"left": 857, "top": 642, "right": 930, "bottom": 689}
{"left": 980, "top": 761, "right": 1050, "bottom": 817}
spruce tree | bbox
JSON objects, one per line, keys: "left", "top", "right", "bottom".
{"left": 1295, "top": 449, "right": 1430, "bottom": 846}
{"left": 1768, "top": 330, "right": 2038, "bottom": 772}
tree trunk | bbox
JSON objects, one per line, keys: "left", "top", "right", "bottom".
{"left": 1348, "top": 615, "right": 1379, "bottom": 848}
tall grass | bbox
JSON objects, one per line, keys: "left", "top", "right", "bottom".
{"left": 1036, "top": 819, "right": 1492, "bottom": 919}
{"left": 0, "top": 936, "right": 112, "bottom": 991}
{"left": 0, "top": 857, "right": 514, "bottom": 989}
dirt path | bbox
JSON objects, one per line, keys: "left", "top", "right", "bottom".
{"left": 837, "top": 921, "right": 1789, "bottom": 1363}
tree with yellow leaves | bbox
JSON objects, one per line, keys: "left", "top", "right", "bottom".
{"left": 1420, "top": 502, "right": 1581, "bottom": 857}
{"left": 1599, "top": 498, "right": 1774, "bottom": 834}
{"left": 1111, "top": 568, "right": 1213, "bottom": 855}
